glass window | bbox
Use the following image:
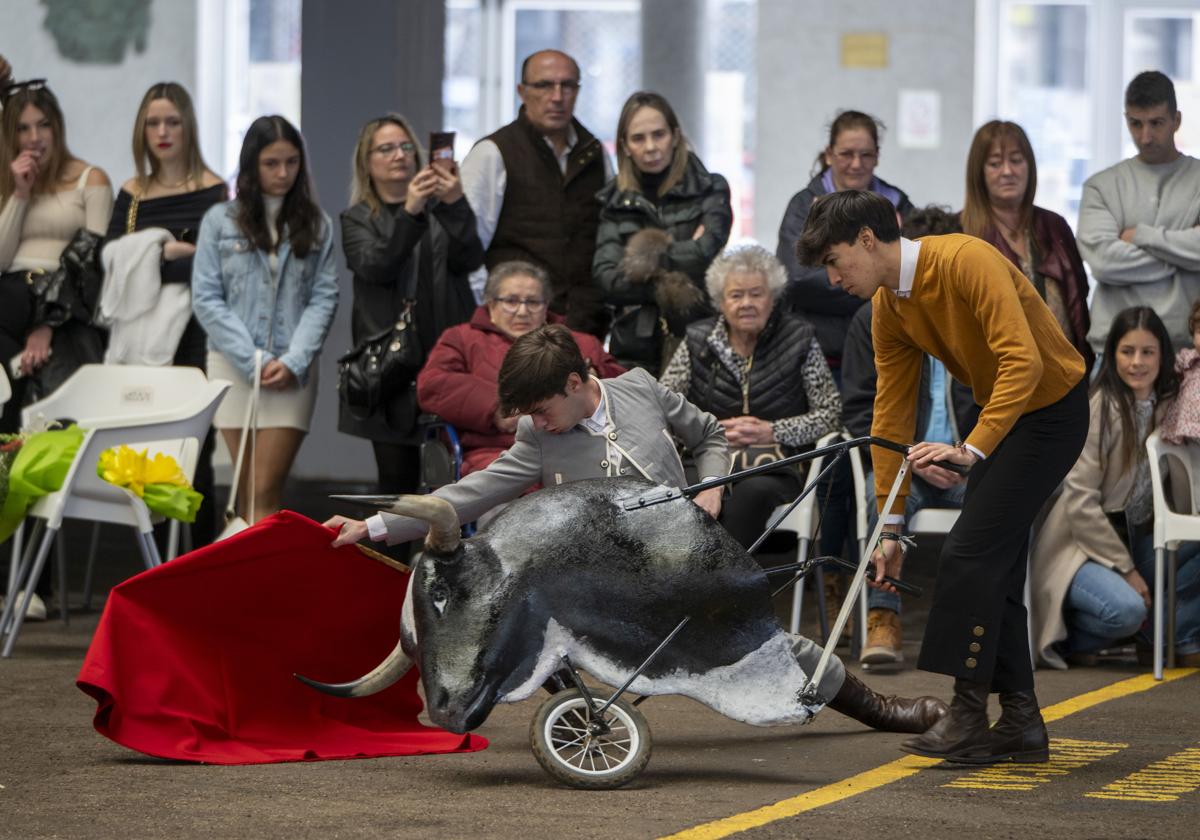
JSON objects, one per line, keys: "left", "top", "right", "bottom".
{"left": 1123, "top": 11, "right": 1199, "bottom": 158}
{"left": 445, "top": 0, "right": 485, "bottom": 160}
{"left": 996, "top": 2, "right": 1091, "bottom": 222}
{"left": 705, "top": 0, "right": 757, "bottom": 240}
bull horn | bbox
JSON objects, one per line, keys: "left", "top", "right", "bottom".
{"left": 294, "top": 636, "right": 413, "bottom": 698}
{"left": 330, "top": 493, "right": 461, "bottom": 554}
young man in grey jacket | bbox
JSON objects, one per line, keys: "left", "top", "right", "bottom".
{"left": 1078, "top": 70, "right": 1200, "bottom": 354}
{"left": 326, "top": 324, "right": 947, "bottom": 735}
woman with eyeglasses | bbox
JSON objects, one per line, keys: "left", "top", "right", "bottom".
{"left": 339, "top": 113, "right": 482, "bottom": 500}
{"left": 773, "top": 109, "right": 913, "bottom": 645}
{"left": 192, "top": 115, "right": 338, "bottom": 524}
{"left": 593, "top": 91, "right": 732, "bottom": 377}
{"left": 103, "top": 82, "right": 226, "bottom": 546}
{"left": 417, "top": 260, "right": 623, "bottom": 477}
{"left": 0, "top": 80, "right": 113, "bottom": 433}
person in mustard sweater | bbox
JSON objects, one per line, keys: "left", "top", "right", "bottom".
{"left": 798, "top": 190, "right": 1088, "bottom": 766}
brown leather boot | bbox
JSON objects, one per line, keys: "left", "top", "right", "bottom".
{"left": 861, "top": 608, "right": 904, "bottom": 670}
{"left": 990, "top": 690, "right": 1050, "bottom": 763}
{"left": 900, "top": 678, "right": 995, "bottom": 763}
{"left": 827, "top": 671, "right": 948, "bottom": 733}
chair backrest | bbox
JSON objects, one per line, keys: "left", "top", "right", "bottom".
{"left": 1146, "top": 431, "right": 1200, "bottom": 546}
{"left": 39, "top": 379, "right": 231, "bottom": 528}
{"left": 909, "top": 507, "right": 961, "bottom": 535}
{"left": 0, "top": 363, "right": 10, "bottom": 408}
{"left": 770, "top": 432, "right": 841, "bottom": 537}
{"left": 21, "top": 364, "right": 211, "bottom": 430}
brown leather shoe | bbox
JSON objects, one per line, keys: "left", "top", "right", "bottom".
{"left": 861, "top": 608, "right": 904, "bottom": 670}
{"left": 827, "top": 671, "right": 948, "bottom": 733}
{"left": 990, "top": 690, "right": 1050, "bottom": 763}
{"left": 900, "top": 678, "right": 995, "bottom": 763}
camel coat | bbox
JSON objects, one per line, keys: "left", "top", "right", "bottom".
{"left": 1031, "top": 390, "right": 1171, "bottom": 668}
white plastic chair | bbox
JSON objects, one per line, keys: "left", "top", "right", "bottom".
{"left": 1145, "top": 431, "right": 1200, "bottom": 679}
{"left": 0, "top": 363, "right": 10, "bottom": 408}
{"left": 0, "top": 365, "right": 230, "bottom": 657}
{"left": 769, "top": 432, "right": 848, "bottom": 639}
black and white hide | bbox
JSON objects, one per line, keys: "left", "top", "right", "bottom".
{"left": 299, "top": 478, "right": 824, "bottom": 734}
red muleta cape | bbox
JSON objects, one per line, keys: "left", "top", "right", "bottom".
{"left": 76, "top": 510, "right": 487, "bottom": 764}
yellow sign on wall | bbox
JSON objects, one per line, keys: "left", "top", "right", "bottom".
{"left": 841, "top": 33, "right": 889, "bottom": 69}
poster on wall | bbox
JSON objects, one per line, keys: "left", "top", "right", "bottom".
{"left": 42, "top": 0, "right": 152, "bottom": 63}
{"left": 897, "top": 89, "right": 941, "bottom": 150}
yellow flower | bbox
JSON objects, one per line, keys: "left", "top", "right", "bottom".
{"left": 98, "top": 446, "right": 189, "bottom": 498}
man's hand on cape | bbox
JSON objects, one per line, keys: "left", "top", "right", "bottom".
{"left": 325, "top": 515, "right": 369, "bottom": 547}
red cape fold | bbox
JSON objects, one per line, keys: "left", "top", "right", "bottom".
{"left": 76, "top": 510, "right": 487, "bottom": 764}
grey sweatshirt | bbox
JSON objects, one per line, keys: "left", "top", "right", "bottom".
{"left": 1077, "top": 153, "right": 1200, "bottom": 353}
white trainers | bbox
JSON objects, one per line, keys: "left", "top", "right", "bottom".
{"left": 0, "top": 591, "right": 47, "bottom": 621}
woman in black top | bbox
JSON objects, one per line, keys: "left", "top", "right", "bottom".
{"left": 105, "top": 82, "right": 226, "bottom": 545}
{"left": 339, "top": 113, "right": 482, "bottom": 502}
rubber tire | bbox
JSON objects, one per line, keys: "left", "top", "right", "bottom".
{"left": 530, "top": 688, "right": 652, "bottom": 790}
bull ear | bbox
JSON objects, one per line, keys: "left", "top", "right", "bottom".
{"left": 386, "top": 495, "right": 462, "bottom": 555}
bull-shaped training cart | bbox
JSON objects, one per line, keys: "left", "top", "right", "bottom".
{"left": 306, "top": 437, "right": 952, "bottom": 789}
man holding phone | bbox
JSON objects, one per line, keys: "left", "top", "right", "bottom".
{"left": 459, "top": 49, "right": 612, "bottom": 339}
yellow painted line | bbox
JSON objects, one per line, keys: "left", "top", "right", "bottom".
{"left": 659, "top": 668, "right": 1198, "bottom": 840}
{"left": 942, "top": 738, "right": 1127, "bottom": 791}
{"left": 1085, "top": 744, "right": 1200, "bottom": 802}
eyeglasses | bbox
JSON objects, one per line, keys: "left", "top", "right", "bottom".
{"left": 493, "top": 296, "right": 547, "bottom": 313}
{"left": 1, "top": 78, "right": 47, "bottom": 102}
{"left": 832, "top": 149, "right": 878, "bottom": 165}
{"left": 522, "top": 80, "right": 581, "bottom": 95}
{"left": 371, "top": 141, "right": 416, "bottom": 157}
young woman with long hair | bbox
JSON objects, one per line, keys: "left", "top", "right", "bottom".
{"left": 191, "top": 115, "right": 338, "bottom": 523}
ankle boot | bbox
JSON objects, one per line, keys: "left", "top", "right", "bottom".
{"left": 827, "top": 671, "right": 949, "bottom": 733}
{"left": 990, "top": 690, "right": 1050, "bottom": 763}
{"left": 900, "top": 678, "right": 995, "bottom": 763}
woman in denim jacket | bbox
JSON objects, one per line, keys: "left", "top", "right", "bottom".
{"left": 192, "top": 115, "right": 338, "bottom": 523}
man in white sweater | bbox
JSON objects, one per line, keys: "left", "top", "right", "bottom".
{"left": 1078, "top": 70, "right": 1200, "bottom": 354}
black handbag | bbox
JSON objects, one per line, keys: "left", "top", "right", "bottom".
{"left": 337, "top": 301, "right": 422, "bottom": 421}
{"left": 609, "top": 304, "right": 666, "bottom": 374}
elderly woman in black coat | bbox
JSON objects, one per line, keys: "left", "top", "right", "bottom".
{"left": 660, "top": 245, "right": 841, "bottom": 549}
{"left": 593, "top": 91, "right": 732, "bottom": 375}
{"left": 340, "top": 113, "right": 482, "bottom": 499}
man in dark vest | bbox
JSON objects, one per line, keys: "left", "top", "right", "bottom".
{"left": 461, "top": 49, "right": 612, "bottom": 338}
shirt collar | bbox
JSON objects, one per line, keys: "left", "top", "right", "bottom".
{"left": 895, "top": 237, "right": 921, "bottom": 299}
{"left": 580, "top": 377, "right": 607, "bottom": 433}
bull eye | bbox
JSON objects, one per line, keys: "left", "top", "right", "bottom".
{"left": 429, "top": 582, "right": 450, "bottom": 616}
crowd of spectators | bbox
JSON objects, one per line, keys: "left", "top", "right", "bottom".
{"left": 0, "top": 50, "right": 1196, "bottom": 668}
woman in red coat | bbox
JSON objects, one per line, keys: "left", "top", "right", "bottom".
{"left": 417, "top": 260, "right": 624, "bottom": 475}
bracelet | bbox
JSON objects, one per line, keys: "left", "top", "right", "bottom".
{"left": 878, "top": 531, "right": 917, "bottom": 554}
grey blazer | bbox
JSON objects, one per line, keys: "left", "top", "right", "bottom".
{"left": 380, "top": 367, "right": 728, "bottom": 544}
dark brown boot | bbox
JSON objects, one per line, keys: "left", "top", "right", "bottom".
{"left": 990, "top": 690, "right": 1050, "bottom": 763}
{"left": 900, "top": 678, "right": 994, "bottom": 763}
{"left": 827, "top": 671, "right": 948, "bottom": 733}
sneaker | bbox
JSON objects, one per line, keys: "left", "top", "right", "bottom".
{"left": 860, "top": 608, "right": 904, "bottom": 671}
{"left": 0, "top": 591, "right": 47, "bottom": 622}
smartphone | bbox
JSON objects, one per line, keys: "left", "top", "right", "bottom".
{"left": 429, "top": 131, "right": 456, "bottom": 173}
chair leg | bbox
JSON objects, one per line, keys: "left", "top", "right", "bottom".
{"left": 134, "top": 529, "right": 162, "bottom": 571}
{"left": 3, "top": 519, "right": 44, "bottom": 637}
{"left": 167, "top": 519, "right": 179, "bottom": 561}
{"left": 55, "top": 530, "right": 68, "bottom": 625}
{"left": 852, "top": 537, "right": 869, "bottom": 661}
{"left": 82, "top": 522, "right": 101, "bottom": 611}
{"left": 7, "top": 520, "right": 24, "bottom": 602}
{"left": 1167, "top": 548, "right": 1177, "bottom": 670}
{"left": 1, "top": 526, "right": 58, "bottom": 658}
{"left": 790, "top": 537, "right": 810, "bottom": 636}
{"left": 1026, "top": 540, "right": 1036, "bottom": 669}
{"left": 1154, "top": 546, "right": 1165, "bottom": 680}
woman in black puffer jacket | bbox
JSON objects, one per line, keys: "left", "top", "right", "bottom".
{"left": 593, "top": 91, "right": 732, "bottom": 376}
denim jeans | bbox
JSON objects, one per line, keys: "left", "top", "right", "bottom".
{"left": 1132, "top": 532, "right": 1200, "bottom": 655}
{"left": 864, "top": 471, "right": 968, "bottom": 614}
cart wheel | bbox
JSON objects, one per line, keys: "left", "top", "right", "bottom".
{"left": 530, "top": 688, "right": 652, "bottom": 790}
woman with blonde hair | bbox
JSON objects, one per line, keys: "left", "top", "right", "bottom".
{"left": 594, "top": 90, "right": 732, "bottom": 375}
{"left": 962, "top": 120, "right": 1092, "bottom": 370}
{"left": 339, "top": 113, "right": 481, "bottom": 509}
{"left": 103, "top": 81, "right": 226, "bottom": 544}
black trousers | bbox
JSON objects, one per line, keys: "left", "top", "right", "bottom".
{"left": 918, "top": 378, "right": 1089, "bottom": 692}
{"left": 720, "top": 468, "right": 804, "bottom": 550}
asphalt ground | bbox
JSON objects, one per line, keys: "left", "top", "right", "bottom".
{"left": 1, "top": 485, "right": 1198, "bottom": 839}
